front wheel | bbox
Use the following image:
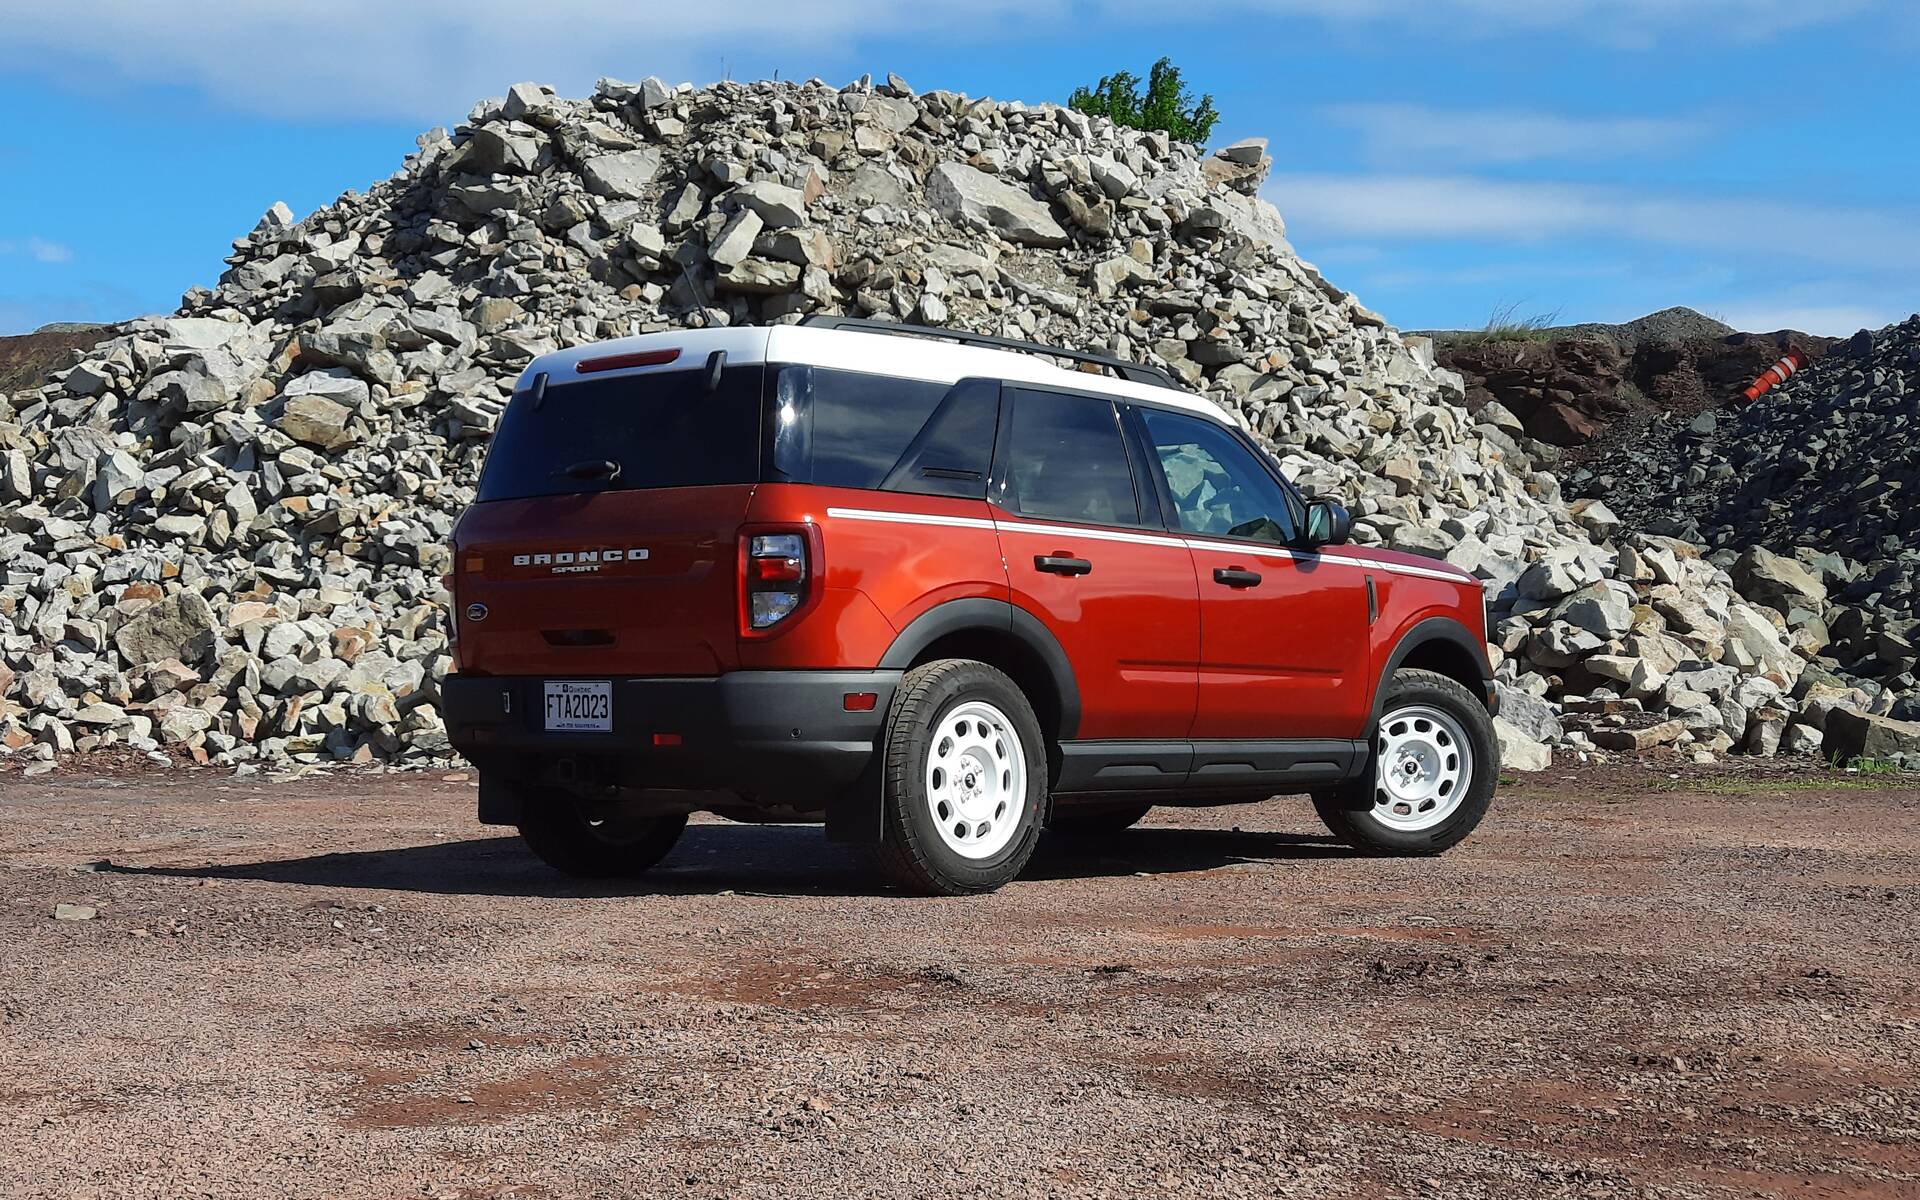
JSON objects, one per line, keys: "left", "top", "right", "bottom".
{"left": 1313, "top": 669, "right": 1496, "bottom": 856}
{"left": 876, "top": 659, "right": 1048, "bottom": 896}
{"left": 517, "top": 790, "right": 689, "bottom": 879}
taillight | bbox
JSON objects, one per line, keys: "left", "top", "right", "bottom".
{"left": 741, "top": 531, "right": 811, "bottom": 634}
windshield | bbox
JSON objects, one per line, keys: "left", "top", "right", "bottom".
{"left": 476, "top": 364, "right": 764, "bottom": 502}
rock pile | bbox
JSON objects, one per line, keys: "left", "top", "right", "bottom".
{"left": 1433, "top": 319, "right": 1837, "bottom": 451}
{"left": 0, "top": 74, "right": 1900, "bottom": 773}
{"left": 1570, "top": 316, "right": 1919, "bottom": 753}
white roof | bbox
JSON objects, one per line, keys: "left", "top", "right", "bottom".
{"left": 519, "top": 324, "right": 1236, "bottom": 426}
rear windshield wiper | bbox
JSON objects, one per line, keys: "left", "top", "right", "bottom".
{"left": 556, "top": 459, "right": 623, "bottom": 484}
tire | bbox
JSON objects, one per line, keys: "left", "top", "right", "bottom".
{"left": 1048, "top": 803, "right": 1153, "bottom": 835}
{"left": 875, "top": 659, "right": 1048, "bottom": 896}
{"left": 1313, "top": 668, "right": 1496, "bottom": 856}
{"left": 517, "top": 789, "right": 689, "bottom": 879}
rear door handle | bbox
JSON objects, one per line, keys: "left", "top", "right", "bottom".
{"left": 1035, "top": 554, "right": 1092, "bottom": 576}
{"left": 1213, "top": 566, "right": 1262, "bottom": 588}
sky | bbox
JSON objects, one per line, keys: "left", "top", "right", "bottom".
{"left": 1, "top": 0, "right": 1915, "bottom": 338}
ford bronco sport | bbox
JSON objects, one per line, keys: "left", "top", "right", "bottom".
{"left": 445, "top": 317, "right": 1498, "bottom": 895}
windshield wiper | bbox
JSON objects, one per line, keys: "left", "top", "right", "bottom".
{"left": 556, "top": 459, "right": 623, "bottom": 484}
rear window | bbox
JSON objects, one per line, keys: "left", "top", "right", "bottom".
{"left": 769, "top": 366, "right": 999, "bottom": 498}
{"left": 476, "top": 365, "right": 764, "bottom": 502}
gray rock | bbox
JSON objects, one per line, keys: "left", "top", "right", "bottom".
{"left": 1824, "top": 708, "right": 1920, "bottom": 764}
{"left": 707, "top": 208, "right": 763, "bottom": 267}
{"left": 1216, "top": 137, "right": 1270, "bottom": 165}
{"left": 1732, "top": 546, "right": 1827, "bottom": 615}
{"left": 926, "top": 163, "right": 1068, "bottom": 248}
{"left": 1496, "top": 686, "right": 1563, "bottom": 743}
{"left": 1551, "top": 582, "right": 1634, "bottom": 641}
{"left": 733, "top": 180, "right": 808, "bottom": 228}
{"left": 1780, "top": 722, "right": 1823, "bottom": 756}
{"left": 582, "top": 148, "right": 663, "bottom": 199}
{"left": 115, "top": 592, "right": 219, "bottom": 668}
{"left": 280, "top": 394, "right": 353, "bottom": 449}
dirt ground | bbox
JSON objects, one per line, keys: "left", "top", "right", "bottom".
{"left": 1, "top": 761, "right": 1916, "bottom": 1200}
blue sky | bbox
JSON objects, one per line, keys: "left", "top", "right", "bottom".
{"left": 1, "top": 0, "right": 1915, "bottom": 337}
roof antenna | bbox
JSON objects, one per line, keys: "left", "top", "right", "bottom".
{"left": 705, "top": 349, "right": 726, "bottom": 392}
{"left": 529, "top": 370, "right": 550, "bottom": 411}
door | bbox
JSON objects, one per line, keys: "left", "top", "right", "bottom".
{"left": 992, "top": 387, "right": 1199, "bottom": 741}
{"left": 452, "top": 360, "right": 766, "bottom": 677}
{"left": 1133, "top": 406, "right": 1370, "bottom": 740}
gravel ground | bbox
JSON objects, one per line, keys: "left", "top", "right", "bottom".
{"left": 2, "top": 763, "right": 1917, "bottom": 1199}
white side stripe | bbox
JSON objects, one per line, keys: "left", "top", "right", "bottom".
{"left": 823, "top": 507, "right": 1476, "bottom": 585}
{"left": 826, "top": 506, "right": 997, "bottom": 531}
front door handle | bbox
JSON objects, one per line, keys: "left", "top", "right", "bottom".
{"left": 1213, "top": 566, "right": 1262, "bottom": 588}
{"left": 1035, "top": 554, "right": 1092, "bottom": 576}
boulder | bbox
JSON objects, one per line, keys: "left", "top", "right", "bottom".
{"left": 1824, "top": 709, "right": 1920, "bottom": 764}
{"left": 582, "top": 148, "right": 663, "bottom": 199}
{"left": 115, "top": 592, "right": 219, "bottom": 668}
{"left": 1494, "top": 717, "right": 1552, "bottom": 772}
{"left": 1733, "top": 547, "right": 1827, "bottom": 615}
{"left": 280, "top": 394, "right": 353, "bottom": 449}
{"left": 926, "top": 162, "right": 1068, "bottom": 247}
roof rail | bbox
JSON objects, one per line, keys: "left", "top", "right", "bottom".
{"left": 798, "top": 315, "right": 1181, "bottom": 390}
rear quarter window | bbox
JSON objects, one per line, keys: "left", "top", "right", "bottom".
{"left": 769, "top": 366, "right": 998, "bottom": 499}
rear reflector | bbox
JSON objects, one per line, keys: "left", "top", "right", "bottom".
{"left": 463, "top": 556, "right": 485, "bottom": 573}
{"left": 843, "top": 692, "right": 878, "bottom": 712}
{"left": 748, "top": 556, "right": 804, "bottom": 584}
{"left": 651, "top": 732, "right": 682, "bottom": 747}
{"left": 575, "top": 348, "right": 681, "bottom": 374}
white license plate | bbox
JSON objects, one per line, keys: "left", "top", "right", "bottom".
{"left": 543, "top": 680, "right": 612, "bottom": 732}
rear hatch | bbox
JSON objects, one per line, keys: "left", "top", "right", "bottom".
{"left": 452, "top": 359, "right": 764, "bottom": 677}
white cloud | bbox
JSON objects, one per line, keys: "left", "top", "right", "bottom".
{"left": 1264, "top": 174, "right": 1920, "bottom": 273}
{"left": 0, "top": 0, "right": 1055, "bottom": 122}
{"left": 0, "top": 0, "right": 1901, "bottom": 121}
{"left": 1145, "top": 0, "right": 1887, "bottom": 42}
{"left": 1323, "top": 103, "right": 1711, "bottom": 167}
{"left": 0, "top": 236, "right": 74, "bottom": 264}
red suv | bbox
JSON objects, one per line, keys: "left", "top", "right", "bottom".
{"left": 445, "top": 318, "right": 1498, "bottom": 895}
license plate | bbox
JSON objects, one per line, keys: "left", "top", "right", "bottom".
{"left": 544, "top": 680, "right": 612, "bottom": 732}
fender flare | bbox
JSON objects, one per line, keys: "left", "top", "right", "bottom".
{"left": 1369, "top": 615, "right": 1496, "bottom": 732}
{"left": 830, "top": 598, "right": 1081, "bottom": 845}
{"left": 877, "top": 597, "right": 1082, "bottom": 740}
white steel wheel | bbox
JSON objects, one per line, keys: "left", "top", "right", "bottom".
{"left": 1371, "top": 703, "right": 1474, "bottom": 832}
{"left": 923, "top": 700, "right": 1027, "bottom": 860}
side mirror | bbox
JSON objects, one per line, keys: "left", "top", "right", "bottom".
{"left": 1303, "top": 498, "right": 1352, "bottom": 547}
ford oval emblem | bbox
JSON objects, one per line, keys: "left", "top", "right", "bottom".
{"left": 465, "top": 602, "right": 489, "bottom": 622}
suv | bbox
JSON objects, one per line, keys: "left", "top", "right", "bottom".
{"left": 445, "top": 318, "right": 1498, "bottom": 895}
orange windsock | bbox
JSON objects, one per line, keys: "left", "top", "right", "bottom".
{"left": 1740, "top": 349, "right": 1808, "bottom": 404}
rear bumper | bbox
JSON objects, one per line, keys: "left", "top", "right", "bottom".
{"left": 444, "top": 670, "right": 900, "bottom": 808}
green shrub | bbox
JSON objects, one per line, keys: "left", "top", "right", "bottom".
{"left": 1069, "top": 57, "right": 1220, "bottom": 144}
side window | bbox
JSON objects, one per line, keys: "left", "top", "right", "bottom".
{"left": 1138, "top": 408, "right": 1298, "bottom": 544}
{"left": 1003, "top": 389, "right": 1141, "bottom": 526}
{"left": 769, "top": 365, "right": 953, "bottom": 489}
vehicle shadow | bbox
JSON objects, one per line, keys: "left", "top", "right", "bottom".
{"left": 99, "top": 823, "right": 1356, "bottom": 899}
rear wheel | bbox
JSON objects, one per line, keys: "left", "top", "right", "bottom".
{"left": 517, "top": 790, "right": 689, "bottom": 878}
{"left": 1313, "top": 669, "right": 1495, "bottom": 856}
{"left": 1048, "top": 803, "right": 1153, "bottom": 835}
{"left": 876, "top": 659, "right": 1048, "bottom": 896}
